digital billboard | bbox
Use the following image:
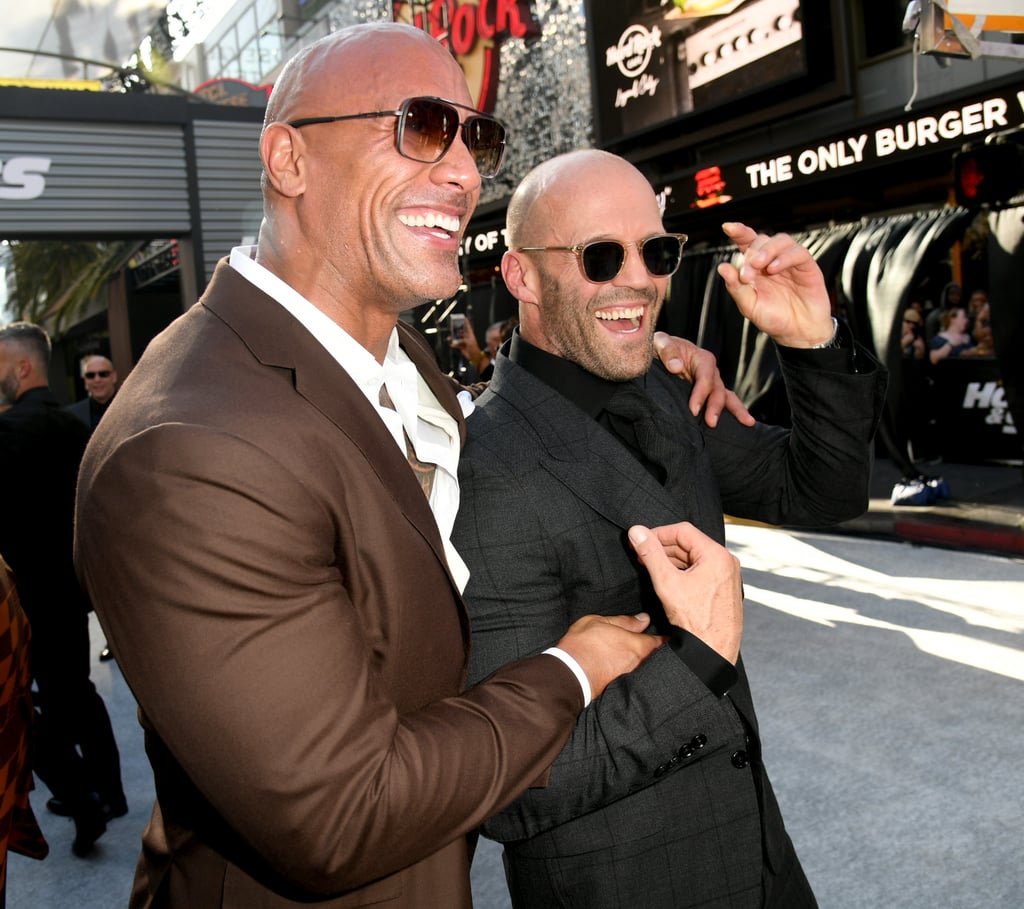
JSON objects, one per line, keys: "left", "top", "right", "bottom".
{"left": 587, "top": 0, "right": 835, "bottom": 144}
{"left": 667, "top": 81, "right": 1024, "bottom": 214}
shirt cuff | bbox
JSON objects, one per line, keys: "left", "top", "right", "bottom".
{"left": 776, "top": 319, "right": 855, "bottom": 374}
{"left": 543, "top": 647, "right": 591, "bottom": 708}
{"left": 668, "top": 631, "right": 737, "bottom": 697}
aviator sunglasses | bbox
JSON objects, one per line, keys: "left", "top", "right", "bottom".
{"left": 518, "top": 233, "right": 689, "bottom": 284}
{"left": 288, "top": 95, "right": 507, "bottom": 178}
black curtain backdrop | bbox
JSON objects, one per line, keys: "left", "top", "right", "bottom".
{"left": 847, "top": 209, "right": 974, "bottom": 473}
{"left": 672, "top": 206, "right": 1019, "bottom": 469}
{"left": 989, "top": 207, "right": 1024, "bottom": 460}
{"left": 733, "top": 223, "right": 861, "bottom": 426}
{"left": 660, "top": 245, "right": 734, "bottom": 365}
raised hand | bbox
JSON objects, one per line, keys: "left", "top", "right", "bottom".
{"left": 716, "top": 221, "right": 835, "bottom": 349}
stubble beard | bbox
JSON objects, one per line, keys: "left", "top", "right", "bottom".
{"left": 0, "top": 369, "right": 19, "bottom": 407}
{"left": 540, "top": 275, "right": 660, "bottom": 382}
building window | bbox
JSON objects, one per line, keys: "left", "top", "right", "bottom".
{"left": 852, "top": 0, "right": 913, "bottom": 61}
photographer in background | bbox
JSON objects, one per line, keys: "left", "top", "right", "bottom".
{"left": 450, "top": 316, "right": 516, "bottom": 381}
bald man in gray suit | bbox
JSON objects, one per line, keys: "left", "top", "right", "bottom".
{"left": 454, "top": 150, "right": 887, "bottom": 909}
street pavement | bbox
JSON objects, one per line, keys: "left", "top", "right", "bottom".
{"left": 834, "top": 457, "right": 1024, "bottom": 558}
{"left": 7, "top": 459, "right": 1022, "bottom": 908}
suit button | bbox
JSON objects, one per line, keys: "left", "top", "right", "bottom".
{"left": 678, "top": 744, "right": 694, "bottom": 760}
{"left": 731, "top": 750, "right": 749, "bottom": 769}
{"left": 692, "top": 734, "right": 707, "bottom": 750}
{"left": 654, "top": 763, "right": 668, "bottom": 777}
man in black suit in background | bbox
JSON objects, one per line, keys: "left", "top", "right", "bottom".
{"left": 0, "top": 322, "right": 126, "bottom": 857}
{"left": 66, "top": 354, "right": 118, "bottom": 433}
{"left": 66, "top": 353, "right": 119, "bottom": 662}
{"left": 453, "top": 150, "right": 887, "bottom": 908}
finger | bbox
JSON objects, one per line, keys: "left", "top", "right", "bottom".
{"left": 628, "top": 526, "right": 684, "bottom": 590}
{"left": 631, "top": 523, "right": 704, "bottom": 571}
{"left": 685, "top": 352, "right": 717, "bottom": 416}
{"left": 724, "top": 390, "right": 755, "bottom": 426}
{"left": 758, "top": 244, "right": 813, "bottom": 277}
{"left": 599, "top": 611, "right": 651, "bottom": 632}
{"left": 743, "top": 233, "right": 795, "bottom": 270}
{"left": 716, "top": 261, "right": 740, "bottom": 291}
{"left": 647, "top": 521, "right": 702, "bottom": 556}
{"left": 691, "top": 377, "right": 723, "bottom": 424}
{"left": 652, "top": 332, "right": 686, "bottom": 374}
{"left": 717, "top": 262, "right": 753, "bottom": 309}
{"left": 721, "top": 221, "right": 757, "bottom": 251}
{"left": 631, "top": 526, "right": 692, "bottom": 568}
{"left": 737, "top": 248, "right": 778, "bottom": 284}
{"left": 626, "top": 524, "right": 659, "bottom": 559}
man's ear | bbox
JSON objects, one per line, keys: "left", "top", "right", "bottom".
{"left": 261, "top": 123, "right": 306, "bottom": 198}
{"left": 501, "top": 251, "right": 540, "bottom": 305}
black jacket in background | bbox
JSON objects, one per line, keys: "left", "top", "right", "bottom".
{"left": 0, "top": 386, "right": 91, "bottom": 622}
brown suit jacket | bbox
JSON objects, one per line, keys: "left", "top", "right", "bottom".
{"left": 75, "top": 260, "right": 581, "bottom": 908}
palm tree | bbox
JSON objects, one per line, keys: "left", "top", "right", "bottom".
{"left": 6, "top": 239, "right": 143, "bottom": 332}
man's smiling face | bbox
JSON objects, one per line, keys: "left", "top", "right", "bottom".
{"left": 517, "top": 154, "right": 671, "bottom": 382}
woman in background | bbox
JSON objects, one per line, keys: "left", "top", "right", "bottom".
{"left": 929, "top": 306, "right": 975, "bottom": 365}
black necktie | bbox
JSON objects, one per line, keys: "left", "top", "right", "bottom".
{"left": 602, "top": 384, "right": 675, "bottom": 485}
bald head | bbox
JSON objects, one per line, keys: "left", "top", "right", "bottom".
{"left": 506, "top": 150, "right": 657, "bottom": 250}
{"left": 265, "top": 23, "right": 467, "bottom": 134}
{"left": 261, "top": 23, "right": 467, "bottom": 204}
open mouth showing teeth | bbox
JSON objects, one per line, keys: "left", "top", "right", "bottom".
{"left": 398, "top": 212, "right": 461, "bottom": 235}
{"left": 596, "top": 306, "right": 644, "bottom": 332}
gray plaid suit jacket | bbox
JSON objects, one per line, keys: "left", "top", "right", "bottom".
{"left": 453, "top": 343, "right": 886, "bottom": 909}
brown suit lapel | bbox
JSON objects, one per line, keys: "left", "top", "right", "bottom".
{"left": 200, "top": 260, "right": 463, "bottom": 588}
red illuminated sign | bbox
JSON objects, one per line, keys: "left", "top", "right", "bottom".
{"left": 393, "top": 0, "right": 541, "bottom": 112}
{"left": 692, "top": 165, "right": 732, "bottom": 208}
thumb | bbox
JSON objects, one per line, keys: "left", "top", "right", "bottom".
{"left": 599, "top": 611, "right": 652, "bottom": 632}
{"left": 627, "top": 524, "right": 655, "bottom": 555}
{"left": 652, "top": 331, "right": 684, "bottom": 372}
{"left": 628, "top": 525, "right": 677, "bottom": 587}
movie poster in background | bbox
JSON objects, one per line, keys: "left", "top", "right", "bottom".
{"left": 587, "top": 0, "right": 809, "bottom": 143}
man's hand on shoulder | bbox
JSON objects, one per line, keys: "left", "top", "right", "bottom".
{"left": 652, "top": 332, "right": 754, "bottom": 429}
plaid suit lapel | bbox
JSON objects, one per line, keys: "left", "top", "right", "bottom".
{"left": 488, "top": 356, "right": 683, "bottom": 531}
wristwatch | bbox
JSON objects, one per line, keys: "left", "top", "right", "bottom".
{"left": 811, "top": 316, "right": 841, "bottom": 350}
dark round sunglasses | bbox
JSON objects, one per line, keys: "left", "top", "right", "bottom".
{"left": 288, "top": 95, "right": 507, "bottom": 178}
{"left": 518, "top": 234, "right": 688, "bottom": 284}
